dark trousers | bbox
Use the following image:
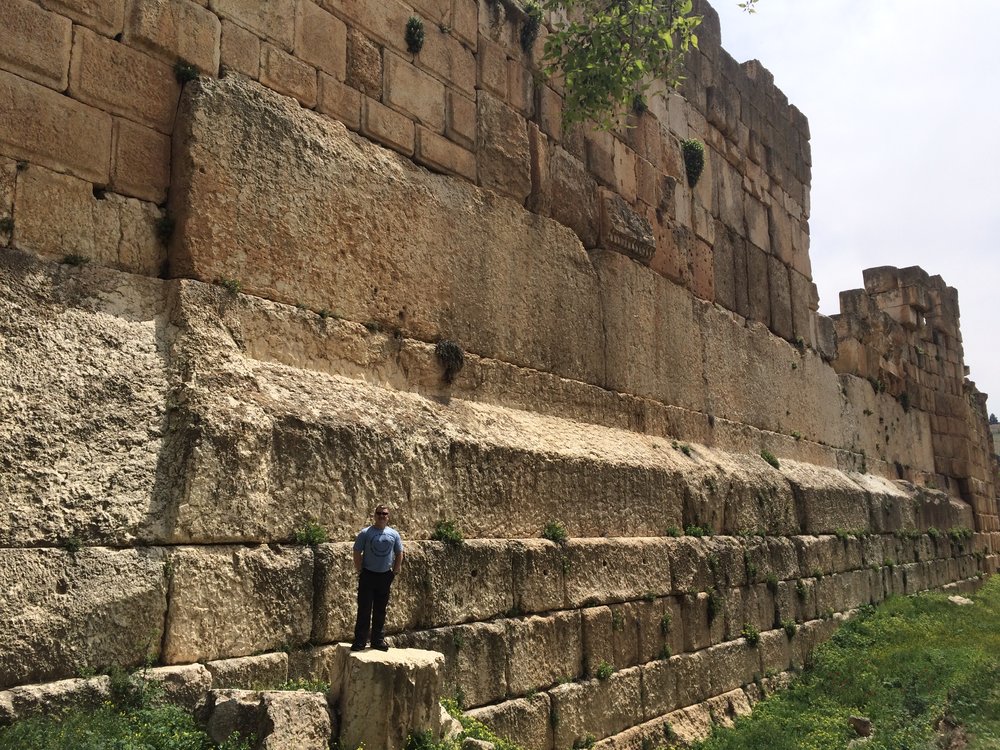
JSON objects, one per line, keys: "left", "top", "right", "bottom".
{"left": 353, "top": 569, "right": 395, "bottom": 647}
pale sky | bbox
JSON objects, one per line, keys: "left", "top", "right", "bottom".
{"left": 710, "top": 1, "right": 1000, "bottom": 417}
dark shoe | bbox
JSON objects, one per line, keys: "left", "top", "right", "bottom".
{"left": 372, "top": 641, "right": 389, "bottom": 651}
{"left": 350, "top": 643, "right": 365, "bottom": 652}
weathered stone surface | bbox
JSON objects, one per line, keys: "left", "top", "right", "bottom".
{"left": 564, "top": 539, "right": 672, "bottom": 607}
{"left": 294, "top": 0, "right": 347, "bottom": 79}
{"left": 15, "top": 165, "right": 165, "bottom": 275}
{"left": 206, "top": 689, "right": 332, "bottom": 750}
{"left": 260, "top": 42, "right": 318, "bottom": 108}
{"left": 69, "top": 26, "right": 181, "bottom": 133}
{"left": 547, "top": 146, "right": 600, "bottom": 248}
{"left": 339, "top": 649, "right": 443, "bottom": 750}
{"left": 477, "top": 89, "right": 530, "bottom": 202}
{"left": 163, "top": 546, "right": 314, "bottom": 664}
{"left": 784, "top": 462, "right": 871, "bottom": 534}
{"left": 2, "top": 676, "right": 111, "bottom": 723}
{"left": 288, "top": 644, "right": 349, "bottom": 702}
{"left": 0, "top": 69, "right": 112, "bottom": 183}
{"left": 209, "top": 0, "right": 294, "bottom": 50}
{"left": 110, "top": 116, "right": 171, "bottom": 203}
{"left": 147, "top": 664, "right": 213, "bottom": 711}
{"left": 550, "top": 668, "right": 643, "bottom": 748}
{"left": 0, "top": 548, "right": 166, "bottom": 689}
{"left": 171, "top": 75, "right": 602, "bottom": 384}
{"left": 39, "top": 0, "right": 124, "bottom": 36}
{"left": 599, "top": 190, "right": 655, "bottom": 263}
{"left": 467, "top": 693, "right": 552, "bottom": 750}
{"left": 207, "top": 653, "right": 289, "bottom": 690}
{"left": 124, "top": 0, "right": 221, "bottom": 74}
{"left": 0, "top": 252, "right": 169, "bottom": 547}
{"left": 507, "top": 612, "right": 583, "bottom": 695}
{"left": 0, "top": 0, "right": 72, "bottom": 90}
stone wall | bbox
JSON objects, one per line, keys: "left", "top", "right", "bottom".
{"left": 2, "top": 1, "right": 999, "bottom": 748}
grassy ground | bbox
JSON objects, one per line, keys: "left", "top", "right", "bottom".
{"left": 692, "top": 575, "right": 1000, "bottom": 750}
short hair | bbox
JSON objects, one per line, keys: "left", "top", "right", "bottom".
{"left": 374, "top": 504, "right": 391, "bottom": 514}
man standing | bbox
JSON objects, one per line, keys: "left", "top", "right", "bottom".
{"left": 352, "top": 504, "right": 403, "bottom": 651}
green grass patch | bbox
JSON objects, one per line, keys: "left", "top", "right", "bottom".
{"left": 0, "top": 703, "right": 249, "bottom": 750}
{"left": 692, "top": 576, "right": 1000, "bottom": 750}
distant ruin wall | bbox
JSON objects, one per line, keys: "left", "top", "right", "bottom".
{"left": 1, "top": 0, "right": 999, "bottom": 747}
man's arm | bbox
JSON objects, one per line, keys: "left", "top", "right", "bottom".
{"left": 392, "top": 551, "right": 403, "bottom": 574}
{"left": 353, "top": 550, "right": 363, "bottom": 573}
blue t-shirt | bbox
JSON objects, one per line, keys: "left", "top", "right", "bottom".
{"left": 353, "top": 526, "right": 403, "bottom": 573}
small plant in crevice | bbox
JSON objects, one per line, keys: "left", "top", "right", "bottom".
{"left": 781, "top": 618, "right": 798, "bottom": 638}
{"left": 741, "top": 623, "right": 760, "bottom": 646}
{"left": 631, "top": 93, "right": 648, "bottom": 115}
{"left": 927, "top": 527, "right": 941, "bottom": 540}
{"left": 660, "top": 612, "right": 673, "bottom": 634}
{"left": 520, "top": 1, "right": 542, "bottom": 52}
{"left": 154, "top": 215, "right": 175, "bottom": 244}
{"left": 765, "top": 573, "right": 779, "bottom": 594}
{"left": 659, "top": 644, "right": 672, "bottom": 660}
{"left": 451, "top": 631, "right": 465, "bottom": 650}
{"left": 672, "top": 440, "right": 693, "bottom": 457}
{"left": 594, "top": 661, "right": 614, "bottom": 681}
{"left": 760, "top": 449, "right": 780, "bottom": 470}
{"left": 216, "top": 278, "right": 241, "bottom": 295}
{"left": 665, "top": 526, "right": 682, "bottom": 537}
{"left": 572, "top": 733, "right": 597, "bottom": 749}
{"left": 0, "top": 216, "right": 13, "bottom": 234}
{"left": 898, "top": 391, "right": 912, "bottom": 412}
{"left": 173, "top": 59, "right": 199, "bottom": 84}
{"left": 791, "top": 430, "right": 802, "bottom": 441}
{"left": 611, "top": 609, "right": 625, "bottom": 632}
{"left": 685, "top": 524, "right": 711, "bottom": 538}
{"left": 292, "top": 520, "right": 328, "bottom": 546}
{"left": 681, "top": 138, "right": 705, "bottom": 188}
{"left": 435, "top": 338, "right": 465, "bottom": 383}
{"left": 884, "top": 557, "right": 896, "bottom": 571}
{"left": 795, "top": 579, "right": 807, "bottom": 601}
{"left": 707, "top": 589, "right": 722, "bottom": 623}
{"left": 542, "top": 520, "right": 568, "bottom": 545}
{"left": 863, "top": 408, "right": 874, "bottom": 416}
{"left": 63, "top": 253, "right": 90, "bottom": 266}
{"left": 743, "top": 550, "right": 758, "bottom": 582}
{"left": 431, "top": 519, "right": 464, "bottom": 546}
{"left": 63, "top": 536, "right": 83, "bottom": 554}
{"left": 405, "top": 16, "right": 425, "bottom": 54}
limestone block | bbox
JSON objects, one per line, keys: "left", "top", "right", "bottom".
{"left": 171, "top": 76, "right": 603, "bottom": 384}
{"left": 669, "top": 537, "right": 712, "bottom": 594}
{"left": 206, "top": 689, "right": 332, "bottom": 750}
{"left": 507, "top": 612, "right": 583, "bottom": 695}
{"left": 689, "top": 238, "right": 715, "bottom": 301}
{"left": 391, "top": 621, "right": 508, "bottom": 707}
{"left": 670, "top": 651, "right": 711, "bottom": 708}
{"left": 207, "top": 653, "right": 289, "bottom": 690}
{"left": 3, "top": 676, "right": 111, "bottom": 723}
{"left": 816, "top": 314, "right": 838, "bottom": 362}
{"left": 445, "top": 91, "right": 477, "bottom": 151}
{"left": 758, "top": 628, "right": 791, "bottom": 675}
{"left": 511, "top": 540, "right": 567, "bottom": 614}
{"left": 680, "top": 593, "right": 724, "bottom": 652}
{"left": 124, "top": 0, "right": 221, "bottom": 74}
{"left": 163, "top": 546, "right": 314, "bottom": 664}
{"left": 563, "top": 539, "right": 672, "bottom": 607}
{"left": 209, "top": 0, "right": 295, "bottom": 50}
{"left": 716, "top": 455, "right": 799, "bottom": 536}
{"left": 467, "top": 693, "right": 552, "bottom": 750}
{"left": 784, "top": 463, "right": 871, "bottom": 535}
{"left": 419, "top": 25, "right": 476, "bottom": 96}
{"left": 221, "top": 20, "right": 259, "bottom": 78}
{"left": 716, "top": 158, "right": 744, "bottom": 234}
{"left": 345, "top": 27, "right": 380, "bottom": 96}
{"left": 793, "top": 536, "right": 837, "bottom": 578}
{"left": 288, "top": 645, "right": 349, "bottom": 702}
{"left": 548, "top": 146, "right": 600, "bottom": 248}
{"left": 477, "top": 90, "right": 530, "bottom": 202}
{"left": 765, "top": 537, "right": 800, "bottom": 580}
{"left": 0, "top": 69, "right": 112, "bottom": 183}
{"left": 641, "top": 659, "right": 678, "bottom": 720}
{"left": 110, "top": 116, "right": 171, "bottom": 203}
{"left": 0, "top": 548, "right": 166, "bottom": 689}
{"left": 339, "top": 649, "right": 443, "bottom": 750}
{"left": 69, "top": 26, "right": 181, "bottom": 134}
{"left": 293, "top": 0, "right": 346, "bottom": 79}
{"left": 39, "top": 0, "right": 124, "bottom": 36}
{"left": 550, "top": 668, "right": 643, "bottom": 748}
{"left": 746, "top": 242, "right": 771, "bottom": 326}
{"left": 790, "top": 269, "right": 813, "bottom": 343}
{"left": 147, "top": 664, "right": 213, "bottom": 711}
{"left": 703, "top": 639, "right": 758, "bottom": 698}
{"left": 477, "top": 35, "right": 507, "bottom": 98}
{"left": 362, "top": 94, "right": 415, "bottom": 153}
{"left": 0, "top": 0, "right": 72, "bottom": 90}
{"left": 593, "top": 249, "right": 706, "bottom": 412}
{"left": 260, "top": 43, "right": 318, "bottom": 108}
{"left": 318, "top": 72, "right": 361, "bottom": 129}
{"left": 16, "top": 165, "right": 164, "bottom": 274}
{"left": 416, "top": 126, "right": 477, "bottom": 180}
{"left": 582, "top": 605, "right": 641, "bottom": 676}
{"left": 767, "top": 255, "right": 793, "bottom": 341}
{"left": 385, "top": 52, "right": 445, "bottom": 132}
{"left": 636, "top": 597, "right": 684, "bottom": 663}
{"left": 0, "top": 253, "right": 168, "bottom": 547}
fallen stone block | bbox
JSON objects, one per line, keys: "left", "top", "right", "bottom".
{"left": 205, "top": 689, "right": 332, "bottom": 750}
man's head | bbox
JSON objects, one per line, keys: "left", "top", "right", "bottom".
{"left": 373, "top": 504, "right": 391, "bottom": 529}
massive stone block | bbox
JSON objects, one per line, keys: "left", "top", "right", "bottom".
{"left": 0, "top": 548, "right": 167, "bottom": 689}
{"left": 0, "top": 252, "right": 169, "bottom": 548}
{"left": 170, "top": 75, "right": 604, "bottom": 386}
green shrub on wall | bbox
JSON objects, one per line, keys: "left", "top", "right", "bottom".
{"left": 681, "top": 138, "right": 705, "bottom": 187}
